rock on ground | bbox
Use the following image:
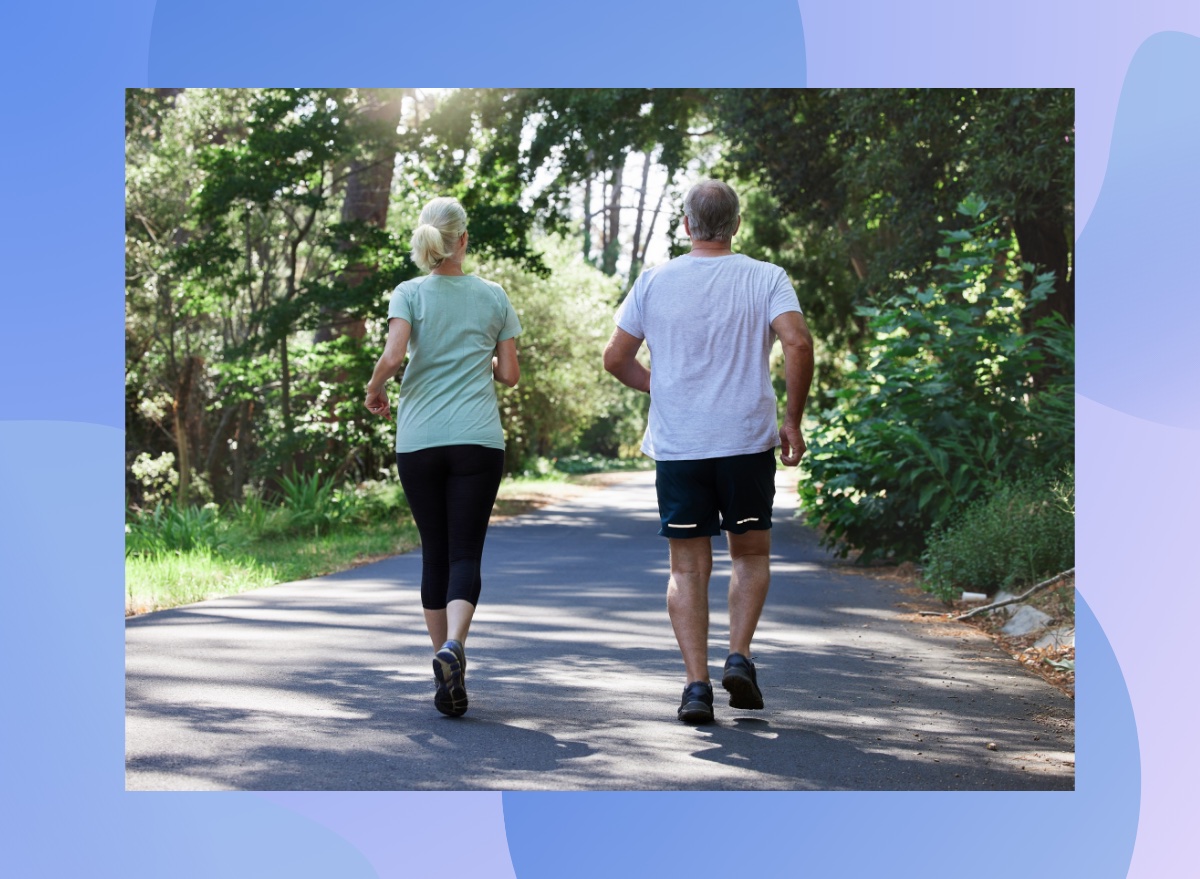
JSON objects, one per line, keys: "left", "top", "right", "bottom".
{"left": 1002, "top": 605, "right": 1053, "bottom": 637}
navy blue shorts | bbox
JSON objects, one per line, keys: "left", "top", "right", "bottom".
{"left": 654, "top": 449, "right": 777, "bottom": 539}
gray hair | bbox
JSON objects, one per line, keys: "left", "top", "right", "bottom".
{"left": 410, "top": 197, "right": 468, "bottom": 272}
{"left": 683, "top": 180, "right": 740, "bottom": 241}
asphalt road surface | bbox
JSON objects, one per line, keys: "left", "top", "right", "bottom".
{"left": 126, "top": 472, "right": 1074, "bottom": 791}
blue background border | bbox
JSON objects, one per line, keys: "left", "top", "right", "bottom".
{"left": 3, "top": 2, "right": 1197, "bottom": 876}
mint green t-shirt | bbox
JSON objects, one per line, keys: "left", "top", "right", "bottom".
{"left": 387, "top": 274, "right": 522, "bottom": 453}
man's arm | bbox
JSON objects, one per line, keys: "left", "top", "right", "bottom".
{"left": 603, "top": 327, "right": 650, "bottom": 393}
{"left": 770, "top": 311, "right": 815, "bottom": 466}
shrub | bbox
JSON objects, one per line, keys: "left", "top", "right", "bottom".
{"left": 798, "top": 198, "right": 1074, "bottom": 561}
{"left": 125, "top": 504, "right": 223, "bottom": 557}
{"left": 474, "top": 238, "right": 642, "bottom": 473}
{"left": 552, "top": 454, "right": 654, "bottom": 475}
{"left": 920, "top": 469, "right": 1074, "bottom": 601}
{"left": 335, "top": 478, "right": 410, "bottom": 524}
{"left": 129, "top": 451, "right": 179, "bottom": 508}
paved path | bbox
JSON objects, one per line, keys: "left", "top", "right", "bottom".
{"left": 126, "top": 472, "right": 1074, "bottom": 790}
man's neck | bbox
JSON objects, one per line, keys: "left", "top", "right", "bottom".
{"left": 688, "top": 238, "right": 734, "bottom": 258}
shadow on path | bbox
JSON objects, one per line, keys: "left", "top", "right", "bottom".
{"left": 126, "top": 473, "right": 1073, "bottom": 791}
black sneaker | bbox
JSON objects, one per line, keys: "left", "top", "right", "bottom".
{"left": 722, "top": 653, "right": 764, "bottom": 709}
{"left": 678, "top": 680, "right": 715, "bottom": 724}
{"left": 433, "top": 640, "right": 468, "bottom": 717}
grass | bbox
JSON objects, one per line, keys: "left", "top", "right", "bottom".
{"left": 125, "top": 460, "right": 645, "bottom": 616}
{"left": 126, "top": 520, "right": 418, "bottom": 615}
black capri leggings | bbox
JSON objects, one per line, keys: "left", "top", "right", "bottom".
{"left": 396, "top": 444, "right": 505, "bottom": 610}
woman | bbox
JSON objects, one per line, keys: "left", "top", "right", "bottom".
{"left": 365, "top": 197, "right": 521, "bottom": 717}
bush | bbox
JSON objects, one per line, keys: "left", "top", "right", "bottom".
{"left": 272, "top": 471, "right": 409, "bottom": 536}
{"left": 474, "top": 238, "right": 644, "bottom": 473}
{"left": 798, "top": 199, "right": 1074, "bottom": 561}
{"left": 125, "top": 504, "right": 223, "bottom": 557}
{"left": 552, "top": 454, "right": 654, "bottom": 475}
{"left": 920, "top": 469, "right": 1074, "bottom": 601}
{"left": 277, "top": 470, "right": 339, "bottom": 535}
{"left": 335, "top": 478, "right": 410, "bottom": 523}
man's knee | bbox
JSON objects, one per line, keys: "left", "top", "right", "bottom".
{"left": 727, "top": 528, "right": 771, "bottom": 560}
{"left": 669, "top": 537, "right": 713, "bottom": 576}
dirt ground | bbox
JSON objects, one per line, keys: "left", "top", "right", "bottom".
{"left": 847, "top": 560, "right": 1075, "bottom": 699}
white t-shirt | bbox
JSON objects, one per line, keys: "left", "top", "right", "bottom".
{"left": 615, "top": 253, "right": 802, "bottom": 461}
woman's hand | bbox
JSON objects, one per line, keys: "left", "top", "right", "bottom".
{"left": 365, "top": 386, "right": 390, "bottom": 419}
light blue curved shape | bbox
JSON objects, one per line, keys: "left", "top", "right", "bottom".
{"left": 147, "top": 0, "right": 806, "bottom": 86}
{"left": 503, "top": 593, "right": 1137, "bottom": 877}
{"left": 1077, "top": 31, "right": 1200, "bottom": 428}
{"left": 0, "top": 422, "right": 373, "bottom": 878}
{"left": 122, "top": 794, "right": 379, "bottom": 877}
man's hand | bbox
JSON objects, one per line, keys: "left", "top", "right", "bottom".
{"left": 779, "top": 423, "right": 806, "bottom": 466}
{"left": 365, "top": 387, "right": 390, "bottom": 419}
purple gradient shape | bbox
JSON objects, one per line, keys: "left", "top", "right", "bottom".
{"left": 1075, "top": 31, "right": 1200, "bottom": 427}
{"left": 257, "top": 792, "right": 516, "bottom": 879}
{"left": 1078, "top": 394, "right": 1200, "bottom": 879}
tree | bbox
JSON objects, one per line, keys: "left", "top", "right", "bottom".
{"left": 797, "top": 201, "right": 1074, "bottom": 561}
{"left": 126, "top": 88, "right": 416, "bottom": 505}
{"left": 315, "top": 88, "right": 406, "bottom": 345}
{"left": 714, "top": 89, "right": 1074, "bottom": 376}
{"left": 474, "top": 238, "right": 637, "bottom": 472}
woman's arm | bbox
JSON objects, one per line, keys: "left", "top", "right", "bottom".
{"left": 493, "top": 337, "right": 520, "bottom": 388}
{"left": 364, "top": 318, "right": 412, "bottom": 419}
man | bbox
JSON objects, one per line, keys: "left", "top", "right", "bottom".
{"left": 603, "top": 179, "right": 814, "bottom": 724}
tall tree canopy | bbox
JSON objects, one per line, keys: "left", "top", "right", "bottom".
{"left": 127, "top": 87, "right": 1073, "bottom": 562}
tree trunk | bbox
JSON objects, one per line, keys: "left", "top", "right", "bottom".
{"left": 582, "top": 177, "right": 593, "bottom": 264}
{"left": 315, "top": 88, "right": 404, "bottom": 344}
{"left": 231, "top": 401, "right": 252, "bottom": 498}
{"left": 835, "top": 216, "right": 869, "bottom": 283}
{"left": 1013, "top": 209, "right": 1074, "bottom": 329}
{"left": 628, "top": 153, "right": 651, "bottom": 283}
{"left": 640, "top": 179, "right": 669, "bottom": 266}
{"left": 600, "top": 158, "right": 625, "bottom": 276}
{"left": 280, "top": 336, "right": 292, "bottom": 436}
{"left": 172, "top": 355, "right": 198, "bottom": 506}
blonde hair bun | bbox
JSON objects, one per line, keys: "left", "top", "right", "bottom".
{"left": 410, "top": 198, "right": 468, "bottom": 272}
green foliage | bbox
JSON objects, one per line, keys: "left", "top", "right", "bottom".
{"left": 551, "top": 454, "right": 654, "bottom": 475}
{"left": 715, "top": 88, "right": 1075, "bottom": 367}
{"left": 127, "top": 87, "right": 1074, "bottom": 546}
{"left": 126, "top": 504, "right": 223, "bottom": 557}
{"left": 921, "top": 470, "right": 1075, "bottom": 601}
{"left": 277, "top": 471, "right": 340, "bottom": 535}
{"left": 475, "top": 238, "right": 641, "bottom": 472}
{"left": 126, "top": 470, "right": 412, "bottom": 559}
{"left": 798, "top": 202, "right": 1074, "bottom": 561}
